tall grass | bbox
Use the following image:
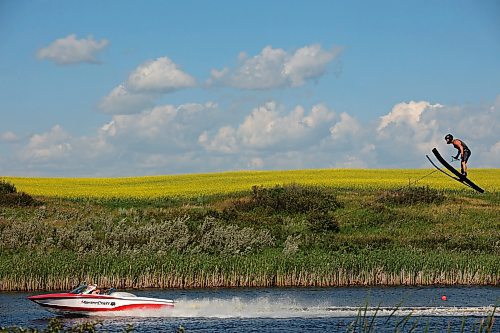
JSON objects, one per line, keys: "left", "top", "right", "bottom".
{"left": 1, "top": 249, "right": 497, "bottom": 291}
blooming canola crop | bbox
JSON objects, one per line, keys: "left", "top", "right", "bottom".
{"left": 4, "top": 169, "right": 499, "bottom": 199}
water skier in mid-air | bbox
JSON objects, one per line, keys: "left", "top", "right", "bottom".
{"left": 444, "top": 134, "right": 471, "bottom": 178}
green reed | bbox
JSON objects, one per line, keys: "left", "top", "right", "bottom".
{"left": 1, "top": 249, "right": 498, "bottom": 291}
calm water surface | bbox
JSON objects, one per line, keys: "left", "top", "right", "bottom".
{"left": 1, "top": 286, "right": 498, "bottom": 332}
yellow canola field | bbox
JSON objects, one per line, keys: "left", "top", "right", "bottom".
{"left": 4, "top": 169, "right": 500, "bottom": 199}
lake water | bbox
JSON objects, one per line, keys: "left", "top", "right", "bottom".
{"left": 1, "top": 286, "right": 499, "bottom": 332}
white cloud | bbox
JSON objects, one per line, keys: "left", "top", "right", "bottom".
{"left": 374, "top": 99, "right": 500, "bottom": 167}
{"left": 101, "top": 105, "right": 177, "bottom": 140}
{"left": 479, "top": 141, "right": 500, "bottom": 167}
{"left": 6, "top": 96, "right": 500, "bottom": 176}
{"left": 248, "top": 157, "right": 264, "bottom": 169}
{"left": 200, "top": 101, "right": 336, "bottom": 152}
{"left": 101, "top": 102, "right": 219, "bottom": 152}
{"left": 199, "top": 126, "right": 238, "bottom": 153}
{"left": 99, "top": 84, "right": 155, "bottom": 115}
{"left": 21, "top": 125, "right": 72, "bottom": 161}
{"left": 126, "top": 57, "right": 196, "bottom": 93}
{"left": 0, "top": 131, "right": 18, "bottom": 143}
{"left": 209, "top": 44, "right": 341, "bottom": 89}
{"left": 77, "top": 135, "right": 115, "bottom": 160}
{"left": 99, "top": 57, "right": 196, "bottom": 115}
{"left": 377, "top": 101, "right": 443, "bottom": 133}
{"left": 324, "top": 112, "right": 371, "bottom": 166}
{"left": 333, "top": 154, "right": 370, "bottom": 168}
{"left": 376, "top": 101, "right": 444, "bottom": 160}
{"left": 330, "top": 112, "right": 362, "bottom": 141}
{"left": 283, "top": 44, "right": 341, "bottom": 87}
{"left": 16, "top": 124, "right": 115, "bottom": 168}
{"left": 36, "top": 34, "right": 108, "bottom": 65}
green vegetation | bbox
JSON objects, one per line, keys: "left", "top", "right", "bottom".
{"left": 0, "top": 179, "right": 39, "bottom": 207}
{"left": 0, "top": 175, "right": 499, "bottom": 291}
{"left": 0, "top": 318, "right": 134, "bottom": 333}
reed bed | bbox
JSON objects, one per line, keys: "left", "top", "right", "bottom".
{"left": 1, "top": 250, "right": 498, "bottom": 291}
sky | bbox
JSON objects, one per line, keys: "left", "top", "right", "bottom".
{"left": 0, "top": 0, "right": 499, "bottom": 177}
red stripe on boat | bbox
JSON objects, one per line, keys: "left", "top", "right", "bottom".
{"left": 28, "top": 294, "right": 136, "bottom": 301}
{"left": 39, "top": 303, "right": 174, "bottom": 312}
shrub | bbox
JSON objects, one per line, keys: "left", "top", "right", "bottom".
{"left": 0, "top": 192, "right": 39, "bottom": 207}
{"left": 0, "top": 180, "right": 40, "bottom": 207}
{"left": 0, "top": 180, "right": 16, "bottom": 194}
{"left": 282, "top": 235, "right": 301, "bottom": 256}
{"left": 195, "top": 217, "right": 275, "bottom": 255}
{"left": 0, "top": 212, "right": 275, "bottom": 255}
{"left": 377, "top": 186, "right": 445, "bottom": 206}
{"left": 307, "top": 212, "right": 340, "bottom": 233}
{"left": 248, "top": 184, "right": 342, "bottom": 214}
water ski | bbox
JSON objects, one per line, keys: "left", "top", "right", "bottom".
{"left": 426, "top": 148, "right": 484, "bottom": 193}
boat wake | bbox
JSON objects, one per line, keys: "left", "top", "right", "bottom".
{"left": 163, "top": 297, "right": 497, "bottom": 318}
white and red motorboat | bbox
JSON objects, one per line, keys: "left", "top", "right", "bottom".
{"left": 28, "top": 283, "right": 174, "bottom": 316}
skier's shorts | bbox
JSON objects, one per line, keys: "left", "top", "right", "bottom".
{"left": 462, "top": 150, "right": 471, "bottom": 163}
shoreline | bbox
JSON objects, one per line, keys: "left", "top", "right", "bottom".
{"left": 2, "top": 275, "right": 498, "bottom": 292}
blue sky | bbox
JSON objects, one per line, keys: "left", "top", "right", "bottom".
{"left": 1, "top": 0, "right": 499, "bottom": 176}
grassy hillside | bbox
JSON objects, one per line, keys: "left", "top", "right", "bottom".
{"left": 0, "top": 169, "right": 499, "bottom": 291}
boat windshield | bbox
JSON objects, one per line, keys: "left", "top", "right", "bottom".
{"left": 69, "top": 284, "right": 88, "bottom": 294}
{"left": 69, "top": 284, "right": 97, "bottom": 294}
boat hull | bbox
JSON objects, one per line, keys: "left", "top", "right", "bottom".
{"left": 28, "top": 293, "right": 174, "bottom": 316}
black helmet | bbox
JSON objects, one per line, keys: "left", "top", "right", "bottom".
{"left": 445, "top": 134, "right": 453, "bottom": 142}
